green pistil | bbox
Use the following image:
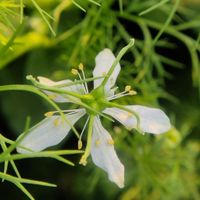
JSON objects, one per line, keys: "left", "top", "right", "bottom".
{"left": 82, "top": 86, "right": 107, "bottom": 115}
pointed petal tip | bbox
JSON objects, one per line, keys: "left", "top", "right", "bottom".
{"left": 118, "top": 182, "right": 124, "bottom": 188}
{"left": 114, "top": 175, "right": 124, "bottom": 188}
{"left": 104, "top": 106, "right": 171, "bottom": 135}
{"left": 108, "top": 165, "right": 125, "bottom": 188}
{"left": 112, "top": 164, "right": 125, "bottom": 188}
{"left": 91, "top": 118, "right": 125, "bottom": 189}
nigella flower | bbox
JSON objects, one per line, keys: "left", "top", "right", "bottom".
{"left": 17, "top": 40, "right": 171, "bottom": 188}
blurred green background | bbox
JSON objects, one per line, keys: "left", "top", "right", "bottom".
{"left": 0, "top": 0, "right": 199, "bottom": 199}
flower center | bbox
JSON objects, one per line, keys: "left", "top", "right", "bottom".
{"left": 82, "top": 86, "right": 107, "bottom": 115}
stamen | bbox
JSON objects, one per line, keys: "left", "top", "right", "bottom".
{"left": 79, "top": 115, "right": 95, "bottom": 166}
{"left": 71, "top": 68, "right": 78, "bottom": 75}
{"left": 78, "top": 63, "right": 84, "bottom": 70}
{"left": 129, "top": 90, "right": 137, "bottom": 95}
{"left": 44, "top": 111, "right": 54, "bottom": 117}
{"left": 125, "top": 85, "right": 131, "bottom": 92}
{"left": 107, "top": 87, "right": 137, "bottom": 101}
{"left": 53, "top": 108, "right": 83, "bottom": 114}
{"left": 79, "top": 117, "right": 90, "bottom": 140}
{"left": 107, "top": 139, "right": 114, "bottom": 145}
{"left": 77, "top": 72, "right": 87, "bottom": 94}
{"left": 107, "top": 91, "right": 127, "bottom": 100}
{"left": 79, "top": 63, "right": 89, "bottom": 93}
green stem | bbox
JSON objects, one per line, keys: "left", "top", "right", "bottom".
{"left": 30, "top": 0, "right": 56, "bottom": 36}
{"left": 1, "top": 138, "right": 21, "bottom": 179}
{"left": 0, "top": 134, "right": 14, "bottom": 144}
{"left": 0, "top": 150, "right": 83, "bottom": 163}
{"left": 153, "top": 0, "right": 180, "bottom": 44}
{"left": 101, "top": 38, "right": 135, "bottom": 87}
{"left": 79, "top": 115, "right": 95, "bottom": 165}
{"left": 0, "top": 85, "right": 80, "bottom": 138}
{"left": 27, "top": 75, "right": 91, "bottom": 100}
{"left": 1, "top": 117, "right": 31, "bottom": 158}
{"left": 139, "top": 0, "right": 170, "bottom": 16}
{"left": 0, "top": 172, "right": 56, "bottom": 187}
{"left": 20, "top": 0, "right": 24, "bottom": 23}
{"left": 118, "top": 13, "right": 200, "bottom": 91}
{"left": 0, "top": 141, "right": 9, "bottom": 181}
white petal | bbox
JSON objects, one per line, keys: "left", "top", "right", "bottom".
{"left": 93, "top": 49, "right": 121, "bottom": 93}
{"left": 38, "top": 76, "right": 85, "bottom": 103}
{"left": 103, "top": 105, "right": 171, "bottom": 134}
{"left": 91, "top": 117, "right": 124, "bottom": 188}
{"left": 17, "top": 109, "right": 85, "bottom": 153}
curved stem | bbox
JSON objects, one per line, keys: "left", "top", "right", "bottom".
{"left": 79, "top": 115, "right": 95, "bottom": 165}
{"left": 0, "top": 84, "right": 80, "bottom": 138}
{"left": 101, "top": 38, "right": 135, "bottom": 87}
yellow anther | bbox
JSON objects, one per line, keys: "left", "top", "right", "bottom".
{"left": 95, "top": 139, "right": 101, "bottom": 147}
{"left": 44, "top": 111, "right": 54, "bottom": 117}
{"left": 79, "top": 155, "right": 87, "bottom": 166}
{"left": 125, "top": 85, "right": 131, "bottom": 92}
{"left": 78, "top": 140, "right": 83, "bottom": 150}
{"left": 48, "top": 94, "right": 57, "bottom": 100}
{"left": 71, "top": 68, "right": 78, "bottom": 75}
{"left": 107, "top": 139, "right": 114, "bottom": 145}
{"left": 129, "top": 90, "right": 137, "bottom": 95}
{"left": 78, "top": 63, "right": 84, "bottom": 70}
{"left": 53, "top": 118, "right": 60, "bottom": 127}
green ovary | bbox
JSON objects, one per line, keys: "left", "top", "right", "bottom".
{"left": 82, "top": 86, "right": 107, "bottom": 115}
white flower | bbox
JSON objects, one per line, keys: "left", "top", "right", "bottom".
{"left": 17, "top": 48, "right": 171, "bottom": 188}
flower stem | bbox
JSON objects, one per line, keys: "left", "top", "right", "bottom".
{"left": 101, "top": 38, "right": 135, "bottom": 87}
{"left": 79, "top": 115, "right": 95, "bottom": 166}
